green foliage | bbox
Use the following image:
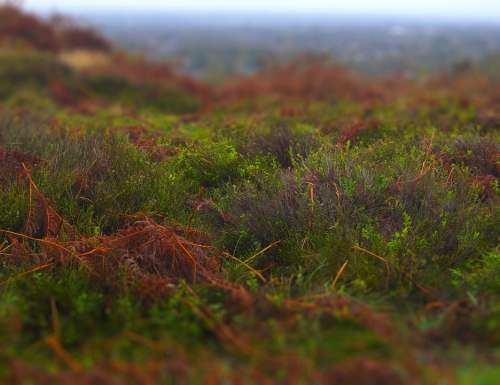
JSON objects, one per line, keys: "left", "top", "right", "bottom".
{"left": 452, "top": 250, "right": 500, "bottom": 296}
{"left": 0, "top": 184, "right": 28, "bottom": 233}
{"left": 175, "top": 140, "right": 242, "bottom": 189}
{"left": 0, "top": 268, "right": 216, "bottom": 351}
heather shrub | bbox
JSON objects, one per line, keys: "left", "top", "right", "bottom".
{"left": 238, "top": 122, "right": 321, "bottom": 168}
{"left": 221, "top": 138, "right": 498, "bottom": 292}
{"left": 1, "top": 115, "right": 188, "bottom": 233}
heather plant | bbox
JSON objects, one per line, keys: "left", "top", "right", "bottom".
{"left": 236, "top": 122, "right": 322, "bottom": 168}
{"left": 220, "top": 138, "right": 498, "bottom": 293}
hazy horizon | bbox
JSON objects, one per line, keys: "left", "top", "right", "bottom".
{"left": 23, "top": 0, "right": 500, "bottom": 23}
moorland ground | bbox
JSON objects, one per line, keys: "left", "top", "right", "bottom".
{"left": 0, "top": 5, "right": 499, "bottom": 385}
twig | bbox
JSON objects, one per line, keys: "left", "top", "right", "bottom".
{"left": 0, "top": 230, "right": 73, "bottom": 254}
{"left": 0, "top": 261, "right": 54, "bottom": 286}
{"left": 332, "top": 260, "right": 348, "bottom": 289}
{"left": 352, "top": 244, "right": 436, "bottom": 298}
{"left": 222, "top": 252, "right": 267, "bottom": 283}
{"left": 244, "top": 240, "right": 282, "bottom": 264}
{"left": 45, "top": 335, "right": 83, "bottom": 372}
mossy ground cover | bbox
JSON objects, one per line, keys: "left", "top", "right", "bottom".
{"left": 0, "top": 8, "right": 499, "bottom": 384}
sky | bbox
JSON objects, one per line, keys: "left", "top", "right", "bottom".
{"left": 23, "top": 0, "right": 500, "bottom": 21}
